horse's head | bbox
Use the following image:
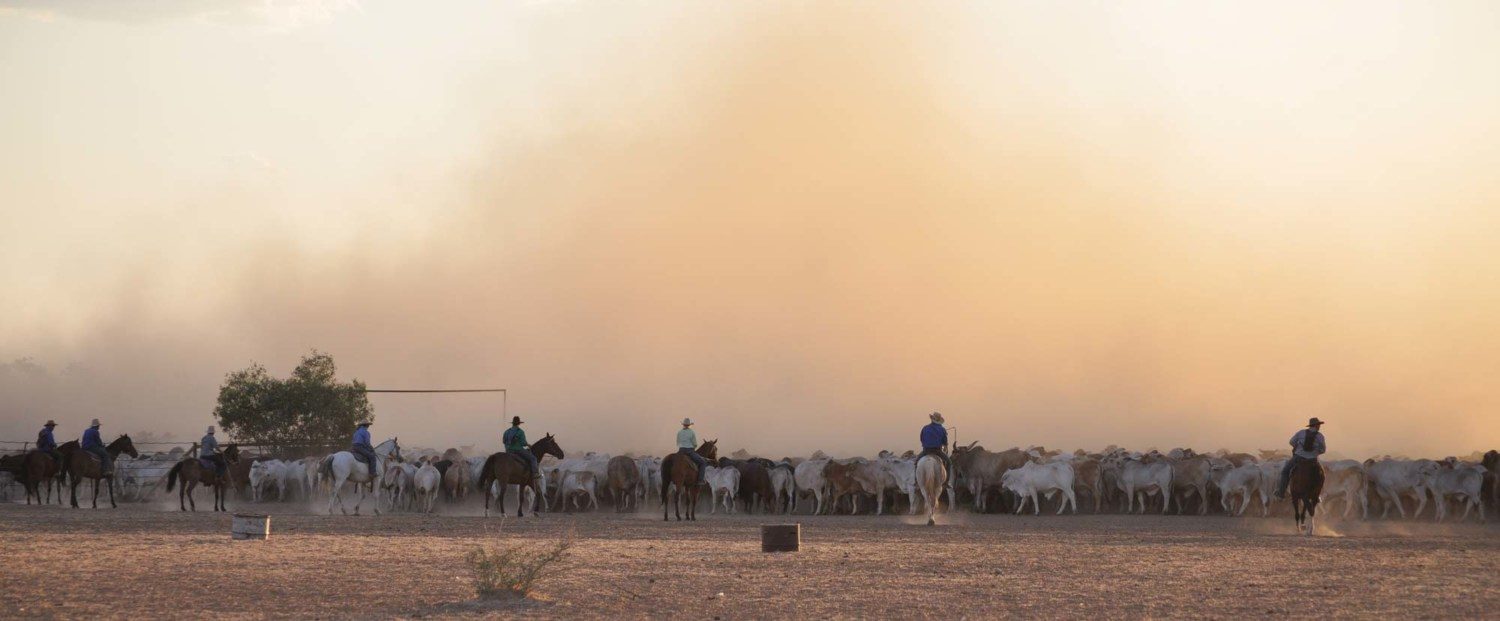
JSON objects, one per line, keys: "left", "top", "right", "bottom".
{"left": 111, "top": 434, "right": 140, "bottom": 459}
{"left": 698, "top": 439, "right": 719, "bottom": 462}
{"left": 533, "top": 433, "right": 565, "bottom": 460}
{"left": 224, "top": 444, "right": 242, "bottom": 463}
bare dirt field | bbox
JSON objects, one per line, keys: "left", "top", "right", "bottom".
{"left": 2, "top": 501, "right": 1495, "bottom": 619}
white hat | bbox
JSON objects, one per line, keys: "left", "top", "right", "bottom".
{"left": 90, "top": 418, "right": 101, "bottom": 427}
{"left": 929, "top": 411, "right": 945, "bottom": 424}
{"left": 682, "top": 418, "right": 694, "bottom": 426}
{"left": 206, "top": 426, "right": 215, "bottom": 434}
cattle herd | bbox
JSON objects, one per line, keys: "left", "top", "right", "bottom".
{"left": 5, "top": 441, "right": 1496, "bottom": 525}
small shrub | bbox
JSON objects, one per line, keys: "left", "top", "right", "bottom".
{"left": 465, "top": 533, "right": 575, "bottom": 599}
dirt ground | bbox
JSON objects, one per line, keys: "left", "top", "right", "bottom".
{"left": 2, "top": 500, "right": 1495, "bottom": 619}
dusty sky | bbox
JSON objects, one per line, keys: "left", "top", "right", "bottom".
{"left": 2, "top": 1, "right": 1497, "bottom": 458}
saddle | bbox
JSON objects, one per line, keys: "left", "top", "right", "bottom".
{"left": 351, "top": 450, "right": 373, "bottom": 464}
{"left": 199, "top": 457, "right": 218, "bottom": 471}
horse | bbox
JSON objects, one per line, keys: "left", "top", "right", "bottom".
{"left": 65, "top": 435, "right": 139, "bottom": 509}
{"left": 15, "top": 450, "right": 65, "bottom": 505}
{"left": 318, "top": 438, "right": 402, "bottom": 515}
{"left": 661, "top": 440, "right": 719, "bottom": 522}
{"left": 478, "top": 433, "right": 565, "bottom": 518}
{"left": 1289, "top": 458, "right": 1324, "bottom": 535}
{"left": 916, "top": 452, "right": 949, "bottom": 526}
{"left": 165, "top": 445, "right": 242, "bottom": 512}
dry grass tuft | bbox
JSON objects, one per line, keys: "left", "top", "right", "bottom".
{"left": 465, "top": 530, "right": 575, "bottom": 600}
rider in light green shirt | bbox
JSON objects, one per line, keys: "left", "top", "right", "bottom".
{"left": 676, "top": 418, "right": 708, "bottom": 484}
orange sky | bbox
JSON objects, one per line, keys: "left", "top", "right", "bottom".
{"left": 1, "top": 2, "right": 1497, "bottom": 457}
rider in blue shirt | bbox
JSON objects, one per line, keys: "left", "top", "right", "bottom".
{"left": 350, "top": 421, "right": 377, "bottom": 477}
{"left": 81, "top": 418, "right": 112, "bottom": 475}
{"left": 36, "top": 420, "right": 61, "bottom": 467}
{"left": 919, "top": 412, "right": 951, "bottom": 482}
{"left": 200, "top": 426, "right": 226, "bottom": 477}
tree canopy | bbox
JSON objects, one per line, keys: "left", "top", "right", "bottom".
{"left": 213, "top": 351, "right": 372, "bottom": 451}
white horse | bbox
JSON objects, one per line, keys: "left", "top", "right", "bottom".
{"left": 319, "top": 438, "right": 401, "bottom": 515}
{"left": 915, "top": 454, "right": 950, "bottom": 526}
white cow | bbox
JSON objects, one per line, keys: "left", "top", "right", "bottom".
{"left": 767, "top": 464, "right": 795, "bottom": 514}
{"left": 249, "top": 460, "right": 285, "bottom": 502}
{"left": 705, "top": 466, "right": 741, "bottom": 514}
{"left": 559, "top": 470, "right": 600, "bottom": 511}
{"left": 1430, "top": 461, "right": 1486, "bottom": 522}
{"left": 1211, "top": 462, "right": 1263, "bottom": 516}
{"left": 854, "top": 459, "right": 904, "bottom": 515}
{"left": 1365, "top": 458, "right": 1440, "bottom": 519}
{"left": 1117, "top": 458, "right": 1173, "bottom": 514}
{"left": 1256, "top": 459, "right": 1287, "bottom": 516}
{"left": 1320, "top": 460, "right": 1368, "bottom": 520}
{"left": 279, "top": 459, "right": 307, "bottom": 501}
{"left": 1001, "top": 461, "right": 1077, "bottom": 515}
{"left": 884, "top": 458, "right": 922, "bottom": 515}
{"left": 636, "top": 456, "right": 662, "bottom": 502}
{"left": 793, "top": 459, "right": 830, "bottom": 514}
{"left": 413, "top": 463, "right": 441, "bottom": 513}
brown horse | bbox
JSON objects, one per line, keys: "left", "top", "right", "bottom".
{"left": 66, "top": 435, "right": 139, "bottom": 509}
{"left": 165, "top": 445, "right": 242, "bottom": 512}
{"left": 478, "top": 434, "right": 565, "bottom": 517}
{"left": 662, "top": 440, "right": 719, "bottom": 522}
{"left": 21, "top": 450, "right": 67, "bottom": 505}
{"left": 1289, "top": 458, "right": 1324, "bottom": 535}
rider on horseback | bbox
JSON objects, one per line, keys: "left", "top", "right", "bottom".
{"left": 36, "top": 420, "right": 62, "bottom": 468}
{"left": 1274, "top": 417, "right": 1326, "bottom": 500}
{"left": 81, "top": 418, "right": 113, "bottom": 476}
{"left": 503, "top": 415, "right": 541, "bottom": 482}
{"left": 919, "top": 412, "right": 952, "bottom": 482}
{"left": 677, "top": 418, "right": 708, "bottom": 485}
{"left": 351, "top": 421, "right": 378, "bottom": 478}
{"left": 200, "top": 426, "right": 227, "bottom": 477}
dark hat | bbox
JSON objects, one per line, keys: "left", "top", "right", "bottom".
{"left": 357, "top": 421, "right": 372, "bottom": 427}
{"left": 511, "top": 416, "right": 524, "bottom": 425}
{"left": 1307, "top": 417, "right": 1325, "bottom": 427}
{"left": 44, "top": 420, "right": 56, "bottom": 427}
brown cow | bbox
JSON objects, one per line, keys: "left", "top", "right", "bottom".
{"left": 606, "top": 455, "right": 642, "bottom": 512}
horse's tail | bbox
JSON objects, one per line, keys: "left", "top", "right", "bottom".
{"left": 318, "top": 455, "right": 334, "bottom": 482}
{"left": 477, "top": 453, "right": 501, "bottom": 494}
{"left": 166, "top": 461, "right": 183, "bottom": 492}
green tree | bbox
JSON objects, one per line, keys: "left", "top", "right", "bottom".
{"left": 213, "top": 351, "right": 372, "bottom": 452}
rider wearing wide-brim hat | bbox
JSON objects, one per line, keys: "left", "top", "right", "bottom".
{"left": 36, "top": 419, "right": 61, "bottom": 467}
{"left": 199, "top": 425, "right": 227, "bottom": 477}
{"left": 81, "top": 418, "right": 112, "bottom": 475}
{"left": 676, "top": 418, "right": 709, "bottom": 485}
{"left": 350, "top": 421, "right": 378, "bottom": 478}
{"left": 919, "top": 412, "right": 952, "bottom": 481}
{"left": 503, "top": 415, "right": 541, "bottom": 481}
{"left": 1275, "top": 417, "right": 1326, "bottom": 499}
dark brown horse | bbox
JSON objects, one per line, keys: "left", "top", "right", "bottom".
{"left": 65, "top": 435, "right": 139, "bottom": 509}
{"left": 165, "top": 445, "right": 242, "bottom": 512}
{"left": 662, "top": 440, "right": 719, "bottom": 521}
{"left": 21, "top": 449, "right": 67, "bottom": 505}
{"left": 1289, "top": 459, "right": 1324, "bottom": 535}
{"left": 478, "top": 434, "right": 565, "bottom": 517}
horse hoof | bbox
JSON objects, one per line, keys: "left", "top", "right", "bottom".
{"left": 927, "top": 519, "right": 936, "bottom": 526}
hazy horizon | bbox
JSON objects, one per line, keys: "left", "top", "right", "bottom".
{"left": 2, "top": 1, "right": 1498, "bottom": 459}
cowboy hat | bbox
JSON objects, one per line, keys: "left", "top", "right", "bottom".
{"left": 206, "top": 426, "right": 215, "bottom": 434}
{"left": 357, "top": 421, "right": 372, "bottom": 427}
{"left": 1307, "top": 417, "right": 1325, "bottom": 427}
{"left": 682, "top": 418, "right": 694, "bottom": 426}
{"left": 44, "top": 420, "right": 56, "bottom": 427}
{"left": 90, "top": 418, "right": 100, "bottom": 427}
{"left": 929, "top": 411, "right": 945, "bottom": 424}
{"left": 511, "top": 416, "right": 524, "bottom": 425}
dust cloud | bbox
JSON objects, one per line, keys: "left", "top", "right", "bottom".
{"left": 2, "top": 3, "right": 1497, "bottom": 459}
